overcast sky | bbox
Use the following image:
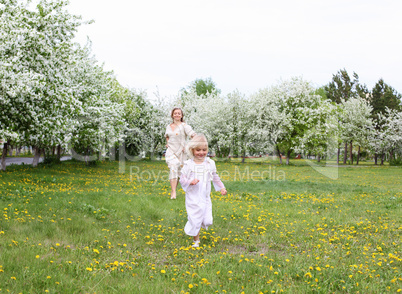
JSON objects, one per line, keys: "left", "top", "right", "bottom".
{"left": 67, "top": 0, "right": 402, "bottom": 100}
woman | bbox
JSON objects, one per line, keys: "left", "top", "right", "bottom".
{"left": 165, "top": 108, "right": 196, "bottom": 199}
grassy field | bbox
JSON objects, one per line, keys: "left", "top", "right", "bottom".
{"left": 0, "top": 159, "right": 400, "bottom": 293}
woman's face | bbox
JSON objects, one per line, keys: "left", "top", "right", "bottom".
{"left": 172, "top": 109, "right": 183, "bottom": 121}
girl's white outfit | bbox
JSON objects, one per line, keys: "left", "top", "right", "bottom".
{"left": 179, "top": 158, "right": 225, "bottom": 236}
{"left": 164, "top": 123, "right": 196, "bottom": 180}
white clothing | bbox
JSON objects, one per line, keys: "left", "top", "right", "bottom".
{"left": 164, "top": 123, "right": 196, "bottom": 179}
{"left": 179, "top": 158, "right": 225, "bottom": 236}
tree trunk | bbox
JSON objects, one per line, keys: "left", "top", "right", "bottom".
{"left": 276, "top": 145, "right": 282, "bottom": 165}
{"left": 16, "top": 146, "right": 21, "bottom": 156}
{"left": 241, "top": 149, "right": 246, "bottom": 164}
{"left": 150, "top": 149, "right": 155, "bottom": 161}
{"left": 8, "top": 145, "right": 13, "bottom": 156}
{"left": 1, "top": 142, "right": 8, "bottom": 171}
{"left": 317, "top": 154, "right": 321, "bottom": 163}
{"left": 343, "top": 142, "right": 347, "bottom": 164}
{"left": 286, "top": 150, "right": 291, "bottom": 165}
{"left": 350, "top": 141, "right": 353, "bottom": 165}
{"left": 337, "top": 148, "right": 340, "bottom": 165}
{"left": 109, "top": 147, "right": 116, "bottom": 161}
{"left": 389, "top": 150, "right": 394, "bottom": 163}
{"left": 33, "top": 146, "right": 42, "bottom": 167}
{"left": 374, "top": 154, "right": 378, "bottom": 165}
{"left": 56, "top": 145, "right": 62, "bottom": 160}
{"left": 85, "top": 148, "right": 89, "bottom": 166}
{"left": 98, "top": 145, "right": 103, "bottom": 161}
{"left": 356, "top": 146, "right": 360, "bottom": 165}
{"left": 380, "top": 153, "right": 385, "bottom": 165}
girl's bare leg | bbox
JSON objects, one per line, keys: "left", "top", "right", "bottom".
{"left": 192, "top": 231, "right": 200, "bottom": 247}
{"left": 170, "top": 178, "right": 178, "bottom": 199}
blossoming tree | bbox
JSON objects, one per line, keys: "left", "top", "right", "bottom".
{"left": 340, "top": 97, "right": 373, "bottom": 164}
{"left": 270, "top": 77, "right": 333, "bottom": 164}
{"left": 67, "top": 48, "right": 126, "bottom": 164}
{"left": 0, "top": 0, "right": 84, "bottom": 167}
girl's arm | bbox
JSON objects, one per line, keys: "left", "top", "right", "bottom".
{"left": 179, "top": 164, "right": 196, "bottom": 192}
{"left": 212, "top": 170, "right": 225, "bottom": 192}
{"left": 212, "top": 171, "right": 226, "bottom": 195}
{"left": 210, "top": 161, "right": 225, "bottom": 193}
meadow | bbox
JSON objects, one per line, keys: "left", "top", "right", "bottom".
{"left": 0, "top": 158, "right": 401, "bottom": 293}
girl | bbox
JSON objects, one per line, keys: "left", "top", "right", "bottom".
{"left": 164, "top": 108, "right": 196, "bottom": 199}
{"left": 179, "top": 134, "right": 227, "bottom": 247}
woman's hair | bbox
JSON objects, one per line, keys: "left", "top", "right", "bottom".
{"left": 171, "top": 107, "right": 184, "bottom": 122}
{"left": 186, "top": 134, "right": 208, "bottom": 158}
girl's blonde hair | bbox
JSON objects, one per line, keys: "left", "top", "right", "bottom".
{"left": 186, "top": 134, "right": 208, "bottom": 158}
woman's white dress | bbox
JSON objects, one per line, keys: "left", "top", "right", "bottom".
{"left": 179, "top": 158, "right": 225, "bottom": 236}
{"left": 164, "top": 123, "right": 196, "bottom": 179}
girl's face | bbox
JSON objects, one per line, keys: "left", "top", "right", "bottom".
{"left": 172, "top": 109, "right": 183, "bottom": 122}
{"left": 193, "top": 144, "right": 208, "bottom": 162}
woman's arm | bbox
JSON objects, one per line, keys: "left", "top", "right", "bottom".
{"left": 183, "top": 123, "right": 196, "bottom": 138}
{"left": 165, "top": 125, "right": 170, "bottom": 148}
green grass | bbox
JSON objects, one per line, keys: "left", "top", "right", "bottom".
{"left": 0, "top": 159, "right": 401, "bottom": 293}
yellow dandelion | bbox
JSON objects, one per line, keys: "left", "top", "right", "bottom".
{"left": 188, "top": 284, "right": 193, "bottom": 289}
